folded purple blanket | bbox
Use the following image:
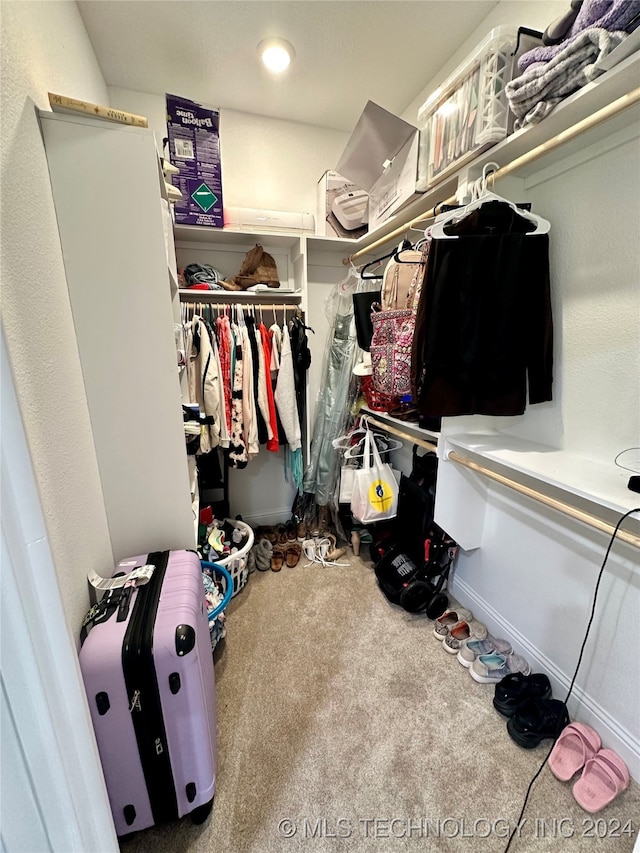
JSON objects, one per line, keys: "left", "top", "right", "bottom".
{"left": 506, "top": 27, "right": 626, "bottom": 128}
{"left": 519, "top": 0, "right": 640, "bottom": 71}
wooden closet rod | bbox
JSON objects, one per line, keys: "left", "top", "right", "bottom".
{"left": 447, "top": 450, "right": 640, "bottom": 549}
{"left": 343, "top": 85, "right": 640, "bottom": 266}
{"left": 363, "top": 415, "right": 437, "bottom": 452}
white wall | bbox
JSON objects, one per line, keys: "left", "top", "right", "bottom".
{"left": 109, "top": 86, "right": 349, "bottom": 214}
{"left": 522, "top": 129, "right": 640, "bottom": 460}
{"left": 1, "top": 0, "right": 114, "bottom": 633}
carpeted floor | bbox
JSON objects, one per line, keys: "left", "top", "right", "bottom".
{"left": 121, "top": 555, "right": 639, "bottom": 852}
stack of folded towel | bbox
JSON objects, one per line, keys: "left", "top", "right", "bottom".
{"left": 506, "top": 0, "right": 640, "bottom": 128}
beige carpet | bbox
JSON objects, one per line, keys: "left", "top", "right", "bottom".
{"left": 121, "top": 556, "right": 639, "bottom": 853}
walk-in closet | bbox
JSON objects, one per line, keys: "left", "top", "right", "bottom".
{"left": 2, "top": 2, "right": 639, "bottom": 852}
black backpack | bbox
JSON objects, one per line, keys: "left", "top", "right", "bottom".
{"left": 374, "top": 522, "right": 458, "bottom": 616}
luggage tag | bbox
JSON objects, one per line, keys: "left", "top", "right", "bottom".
{"left": 81, "top": 564, "right": 157, "bottom": 643}
{"left": 86, "top": 564, "right": 156, "bottom": 605}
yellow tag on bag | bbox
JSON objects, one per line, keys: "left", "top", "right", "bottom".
{"left": 368, "top": 478, "right": 395, "bottom": 514}
{"left": 350, "top": 428, "right": 399, "bottom": 524}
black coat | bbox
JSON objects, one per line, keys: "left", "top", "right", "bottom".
{"left": 412, "top": 202, "right": 553, "bottom": 417}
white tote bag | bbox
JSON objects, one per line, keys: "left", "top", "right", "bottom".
{"left": 350, "top": 428, "right": 399, "bottom": 524}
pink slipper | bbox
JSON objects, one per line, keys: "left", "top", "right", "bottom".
{"left": 548, "top": 722, "right": 601, "bottom": 782}
{"left": 572, "top": 748, "right": 630, "bottom": 813}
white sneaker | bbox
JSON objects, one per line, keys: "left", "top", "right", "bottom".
{"left": 456, "top": 636, "right": 512, "bottom": 668}
{"left": 433, "top": 608, "right": 472, "bottom": 640}
{"left": 442, "top": 620, "right": 488, "bottom": 654}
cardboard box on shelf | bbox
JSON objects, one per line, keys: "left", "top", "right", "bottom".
{"left": 336, "top": 101, "right": 421, "bottom": 232}
{"left": 166, "top": 93, "right": 224, "bottom": 228}
{"left": 317, "top": 170, "right": 369, "bottom": 239}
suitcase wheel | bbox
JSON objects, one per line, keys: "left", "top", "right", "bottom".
{"left": 425, "top": 592, "right": 449, "bottom": 620}
{"left": 190, "top": 798, "right": 213, "bottom": 825}
{"left": 398, "top": 580, "right": 433, "bottom": 614}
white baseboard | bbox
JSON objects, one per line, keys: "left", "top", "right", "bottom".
{"left": 237, "top": 507, "right": 293, "bottom": 528}
{"left": 451, "top": 576, "right": 640, "bottom": 783}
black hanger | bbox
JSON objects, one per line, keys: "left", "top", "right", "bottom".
{"left": 360, "top": 239, "right": 413, "bottom": 279}
{"left": 393, "top": 239, "right": 425, "bottom": 264}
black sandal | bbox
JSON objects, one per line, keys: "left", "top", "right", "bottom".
{"left": 506, "top": 697, "right": 569, "bottom": 748}
{"left": 493, "top": 672, "right": 552, "bottom": 717}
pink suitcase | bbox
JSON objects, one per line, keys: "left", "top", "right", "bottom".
{"left": 79, "top": 550, "right": 216, "bottom": 836}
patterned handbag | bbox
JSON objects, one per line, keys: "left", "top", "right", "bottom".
{"left": 370, "top": 244, "right": 430, "bottom": 397}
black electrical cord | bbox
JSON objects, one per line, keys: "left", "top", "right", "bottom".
{"left": 503, "top": 506, "right": 640, "bottom": 853}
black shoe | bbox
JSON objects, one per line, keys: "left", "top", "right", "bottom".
{"left": 506, "top": 697, "right": 570, "bottom": 748}
{"left": 493, "top": 672, "right": 552, "bottom": 717}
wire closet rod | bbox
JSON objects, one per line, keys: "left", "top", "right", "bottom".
{"left": 447, "top": 450, "right": 640, "bottom": 549}
{"left": 343, "top": 85, "right": 640, "bottom": 266}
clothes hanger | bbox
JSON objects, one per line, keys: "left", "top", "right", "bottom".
{"left": 332, "top": 425, "right": 369, "bottom": 450}
{"left": 358, "top": 258, "right": 385, "bottom": 280}
{"left": 430, "top": 163, "right": 550, "bottom": 239}
{"left": 338, "top": 264, "right": 361, "bottom": 291}
{"left": 343, "top": 432, "right": 402, "bottom": 458}
{"left": 359, "top": 239, "right": 413, "bottom": 279}
{"left": 393, "top": 239, "right": 427, "bottom": 264}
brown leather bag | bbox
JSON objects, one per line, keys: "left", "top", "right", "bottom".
{"left": 380, "top": 250, "right": 423, "bottom": 309}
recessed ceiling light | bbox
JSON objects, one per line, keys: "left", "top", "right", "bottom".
{"left": 258, "top": 38, "right": 295, "bottom": 73}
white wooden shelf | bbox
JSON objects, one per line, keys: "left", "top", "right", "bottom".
{"left": 174, "top": 224, "right": 303, "bottom": 250}
{"left": 307, "top": 234, "right": 359, "bottom": 253}
{"left": 179, "top": 288, "right": 302, "bottom": 301}
{"left": 445, "top": 433, "right": 640, "bottom": 517}
{"left": 361, "top": 407, "right": 441, "bottom": 443}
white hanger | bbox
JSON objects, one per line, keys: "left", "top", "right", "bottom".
{"left": 343, "top": 432, "right": 402, "bottom": 459}
{"left": 332, "top": 425, "right": 369, "bottom": 450}
{"left": 430, "top": 163, "right": 550, "bottom": 239}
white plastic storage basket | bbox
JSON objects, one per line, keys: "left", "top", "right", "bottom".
{"left": 215, "top": 519, "right": 254, "bottom": 597}
{"left": 416, "top": 27, "right": 520, "bottom": 191}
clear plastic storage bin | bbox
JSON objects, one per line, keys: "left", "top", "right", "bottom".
{"left": 416, "top": 27, "right": 522, "bottom": 191}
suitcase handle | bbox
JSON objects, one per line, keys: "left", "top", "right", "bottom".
{"left": 87, "top": 564, "right": 156, "bottom": 604}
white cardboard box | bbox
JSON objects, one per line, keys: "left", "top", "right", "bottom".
{"left": 316, "top": 170, "right": 368, "bottom": 239}
{"left": 224, "top": 206, "right": 315, "bottom": 234}
{"left": 336, "top": 101, "right": 421, "bottom": 231}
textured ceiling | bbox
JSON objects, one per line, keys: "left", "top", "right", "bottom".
{"left": 77, "top": 0, "right": 498, "bottom": 131}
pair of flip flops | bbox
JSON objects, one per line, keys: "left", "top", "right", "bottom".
{"left": 549, "top": 723, "right": 630, "bottom": 813}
